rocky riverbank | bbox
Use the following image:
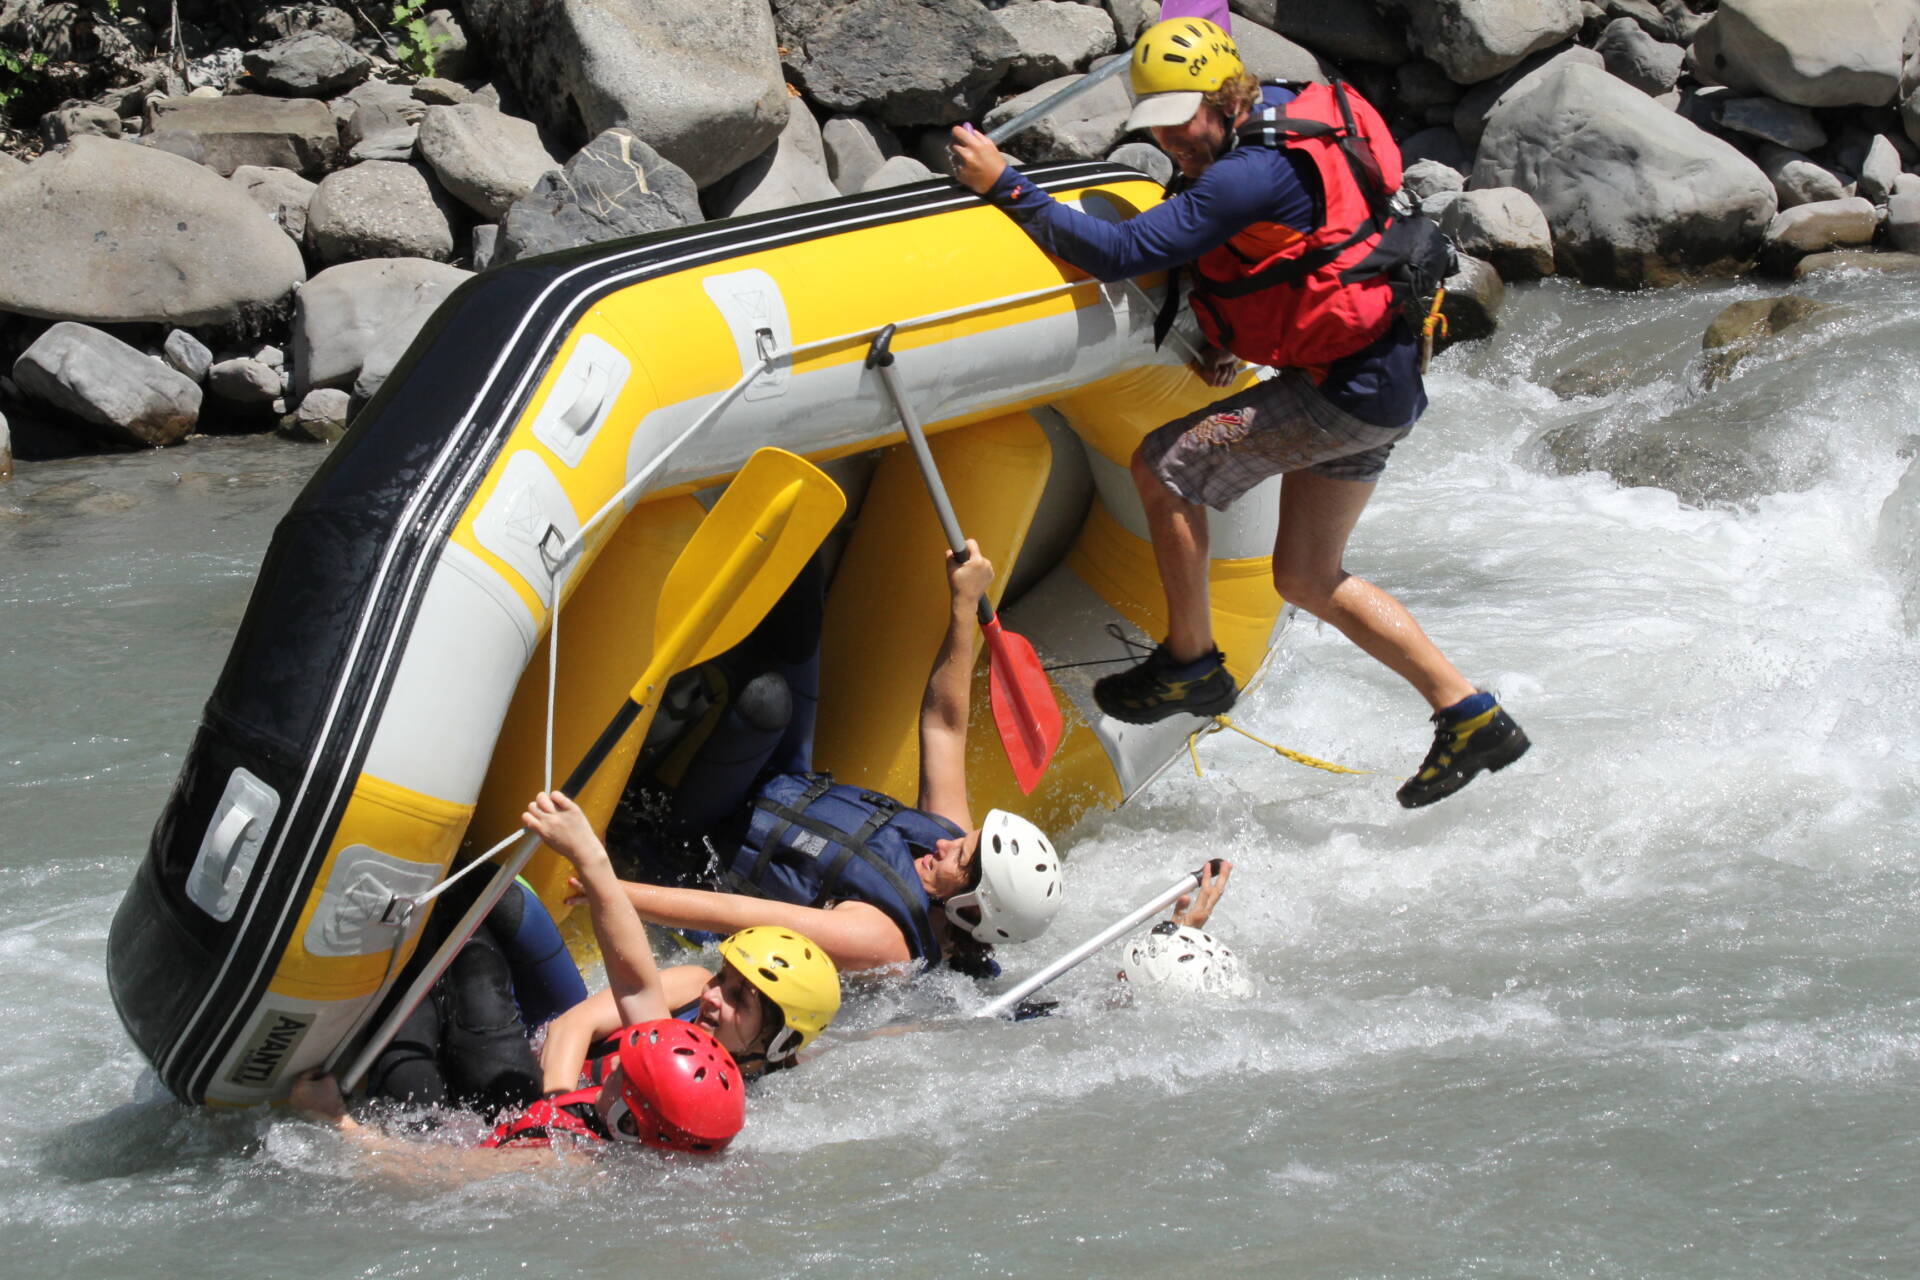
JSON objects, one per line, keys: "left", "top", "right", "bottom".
{"left": 1, "top": 0, "right": 1918, "bottom": 480}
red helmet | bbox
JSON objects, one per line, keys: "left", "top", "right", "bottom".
{"left": 604, "top": 1020, "right": 746, "bottom": 1154}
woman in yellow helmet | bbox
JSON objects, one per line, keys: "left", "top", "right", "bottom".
{"left": 524, "top": 788, "right": 844, "bottom": 1082}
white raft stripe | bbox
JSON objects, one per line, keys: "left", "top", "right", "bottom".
{"left": 173, "top": 166, "right": 1140, "bottom": 1095}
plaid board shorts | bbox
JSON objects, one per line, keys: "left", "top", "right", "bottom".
{"left": 1138, "top": 369, "right": 1414, "bottom": 511}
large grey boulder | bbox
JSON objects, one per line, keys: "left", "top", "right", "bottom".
{"left": 143, "top": 94, "right": 340, "bottom": 177}
{"left": 206, "top": 356, "right": 285, "bottom": 406}
{"left": 992, "top": 1, "right": 1118, "bottom": 90}
{"left": 0, "top": 152, "right": 22, "bottom": 178}
{"left": 1435, "top": 253, "right": 1504, "bottom": 347}
{"left": 859, "top": 155, "right": 937, "bottom": 191}
{"left": 1402, "top": 158, "right": 1465, "bottom": 201}
{"left": 1400, "top": 125, "right": 1474, "bottom": 171}
{"left": 1859, "top": 134, "right": 1903, "bottom": 203}
{"left": 242, "top": 32, "right": 371, "bottom": 97}
{"left": 307, "top": 161, "right": 460, "bottom": 265}
{"left": 13, "top": 322, "right": 202, "bottom": 448}
{"left": 1438, "top": 187, "right": 1556, "bottom": 280}
{"left": 707, "top": 95, "right": 840, "bottom": 219}
{"left": 461, "top": 0, "right": 787, "bottom": 189}
{"left": 1595, "top": 17, "right": 1685, "bottom": 95}
{"left": 1235, "top": 17, "right": 1334, "bottom": 86}
{"left": 290, "top": 258, "right": 474, "bottom": 399}
{"left": 1454, "top": 44, "right": 1604, "bottom": 148}
{"left": 424, "top": 8, "right": 478, "bottom": 81}
{"left": 0, "top": 137, "right": 306, "bottom": 328}
{"left": 1793, "top": 248, "right": 1920, "bottom": 276}
{"left": 163, "top": 330, "right": 213, "bottom": 382}
{"left": 1717, "top": 97, "right": 1828, "bottom": 152}
{"left": 776, "top": 0, "right": 1016, "bottom": 127}
{"left": 1758, "top": 196, "right": 1881, "bottom": 272}
{"left": 1888, "top": 191, "right": 1920, "bottom": 252}
{"left": 984, "top": 66, "right": 1131, "bottom": 163}
{"left": 822, "top": 115, "right": 901, "bottom": 194}
{"left": 343, "top": 97, "right": 423, "bottom": 164}
{"left": 417, "top": 103, "right": 560, "bottom": 221}
{"left": 230, "top": 164, "right": 320, "bottom": 243}
{"left": 1474, "top": 62, "right": 1777, "bottom": 285}
{"left": 251, "top": 5, "right": 357, "bottom": 45}
{"left": 1692, "top": 0, "right": 1915, "bottom": 108}
{"left": 1757, "top": 144, "right": 1850, "bottom": 208}
{"left": 1228, "top": 0, "right": 1410, "bottom": 66}
{"left": 41, "top": 102, "right": 122, "bottom": 144}
{"left": 285, "top": 387, "right": 353, "bottom": 442}
{"left": 499, "top": 129, "right": 702, "bottom": 264}
{"left": 1379, "top": 0, "right": 1584, "bottom": 84}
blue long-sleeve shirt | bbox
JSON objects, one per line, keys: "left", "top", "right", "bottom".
{"left": 982, "top": 88, "right": 1425, "bottom": 430}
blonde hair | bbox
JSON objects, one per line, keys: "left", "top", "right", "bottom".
{"left": 1202, "top": 71, "right": 1261, "bottom": 121}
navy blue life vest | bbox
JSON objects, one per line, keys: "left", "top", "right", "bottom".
{"left": 720, "top": 772, "right": 958, "bottom": 966}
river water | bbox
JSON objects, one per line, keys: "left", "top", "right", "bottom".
{"left": 4, "top": 274, "right": 1919, "bottom": 1277}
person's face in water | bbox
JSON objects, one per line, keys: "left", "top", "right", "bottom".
{"left": 696, "top": 960, "right": 769, "bottom": 1061}
{"left": 917, "top": 829, "right": 982, "bottom": 901}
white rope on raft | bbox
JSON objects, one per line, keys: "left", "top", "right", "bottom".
{"left": 333, "top": 274, "right": 1124, "bottom": 1066}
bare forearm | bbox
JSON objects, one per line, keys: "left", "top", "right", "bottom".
{"left": 539, "top": 989, "right": 617, "bottom": 1094}
{"left": 920, "top": 602, "right": 977, "bottom": 738}
{"left": 574, "top": 858, "right": 663, "bottom": 1008}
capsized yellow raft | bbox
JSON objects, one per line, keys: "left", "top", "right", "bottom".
{"left": 108, "top": 160, "right": 1292, "bottom": 1105}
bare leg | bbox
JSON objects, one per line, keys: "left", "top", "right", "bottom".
{"left": 1270, "top": 469, "right": 1476, "bottom": 711}
{"left": 1131, "top": 445, "right": 1216, "bottom": 663}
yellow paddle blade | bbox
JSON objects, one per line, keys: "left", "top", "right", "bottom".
{"left": 633, "top": 447, "right": 845, "bottom": 702}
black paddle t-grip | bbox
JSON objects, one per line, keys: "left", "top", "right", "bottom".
{"left": 865, "top": 323, "right": 897, "bottom": 369}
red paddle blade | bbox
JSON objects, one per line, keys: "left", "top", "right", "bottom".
{"left": 983, "top": 618, "right": 1064, "bottom": 794}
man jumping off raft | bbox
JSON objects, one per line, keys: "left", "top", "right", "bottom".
{"left": 949, "top": 17, "right": 1529, "bottom": 807}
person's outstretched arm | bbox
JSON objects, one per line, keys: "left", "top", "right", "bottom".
{"left": 522, "top": 791, "right": 670, "bottom": 1027}
{"left": 917, "top": 542, "right": 993, "bottom": 828}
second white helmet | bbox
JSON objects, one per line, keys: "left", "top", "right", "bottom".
{"left": 943, "top": 809, "right": 1063, "bottom": 944}
{"left": 1121, "top": 922, "right": 1251, "bottom": 998}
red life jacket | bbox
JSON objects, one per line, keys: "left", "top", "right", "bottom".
{"left": 481, "top": 1086, "right": 606, "bottom": 1148}
{"left": 1184, "top": 81, "right": 1406, "bottom": 370}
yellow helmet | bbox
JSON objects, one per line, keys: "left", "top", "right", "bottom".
{"left": 718, "top": 926, "right": 841, "bottom": 1062}
{"left": 1130, "top": 17, "right": 1244, "bottom": 99}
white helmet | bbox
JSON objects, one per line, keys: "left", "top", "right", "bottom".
{"left": 1121, "top": 922, "right": 1251, "bottom": 998}
{"left": 943, "top": 809, "right": 1063, "bottom": 944}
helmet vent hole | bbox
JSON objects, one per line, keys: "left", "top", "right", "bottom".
{"left": 674, "top": 1046, "right": 694, "bottom": 1056}
{"left": 693, "top": 1066, "right": 707, "bottom": 1082}
{"left": 992, "top": 834, "right": 1003, "bottom": 853}
{"left": 759, "top": 966, "right": 781, "bottom": 983}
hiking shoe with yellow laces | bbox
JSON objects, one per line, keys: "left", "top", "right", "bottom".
{"left": 1396, "top": 692, "right": 1530, "bottom": 808}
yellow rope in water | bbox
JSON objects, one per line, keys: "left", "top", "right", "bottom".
{"left": 1185, "top": 714, "right": 1374, "bottom": 777}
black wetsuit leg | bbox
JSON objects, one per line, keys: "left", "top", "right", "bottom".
{"left": 364, "top": 984, "right": 450, "bottom": 1108}
{"left": 439, "top": 927, "right": 543, "bottom": 1115}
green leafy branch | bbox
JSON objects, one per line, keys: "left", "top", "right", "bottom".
{"left": 0, "top": 45, "right": 49, "bottom": 117}
{"left": 352, "top": 0, "right": 449, "bottom": 79}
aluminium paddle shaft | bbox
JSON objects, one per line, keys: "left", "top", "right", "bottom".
{"left": 863, "top": 325, "right": 992, "bottom": 627}
{"left": 975, "top": 860, "right": 1223, "bottom": 1018}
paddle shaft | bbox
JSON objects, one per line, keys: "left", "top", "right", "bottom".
{"left": 975, "top": 863, "right": 1215, "bottom": 1019}
{"left": 864, "top": 326, "right": 993, "bottom": 628}
{"left": 986, "top": 55, "right": 1130, "bottom": 146}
